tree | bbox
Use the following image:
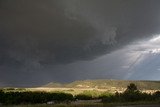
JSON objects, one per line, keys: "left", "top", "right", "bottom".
{"left": 126, "top": 83, "right": 138, "bottom": 92}
{"left": 122, "top": 83, "right": 141, "bottom": 102}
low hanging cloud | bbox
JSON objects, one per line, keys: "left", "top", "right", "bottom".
{"left": 1, "top": 0, "right": 160, "bottom": 86}
{"left": 127, "top": 35, "right": 160, "bottom": 55}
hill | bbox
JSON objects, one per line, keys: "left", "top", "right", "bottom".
{"left": 43, "top": 79, "right": 160, "bottom": 90}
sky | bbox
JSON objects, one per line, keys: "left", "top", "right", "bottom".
{"left": 0, "top": 0, "right": 160, "bottom": 87}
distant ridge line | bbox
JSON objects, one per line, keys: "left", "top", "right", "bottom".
{"left": 43, "top": 79, "right": 160, "bottom": 90}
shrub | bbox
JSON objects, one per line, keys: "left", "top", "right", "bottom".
{"left": 75, "top": 94, "right": 92, "bottom": 100}
{"left": 0, "top": 91, "right": 74, "bottom": 105}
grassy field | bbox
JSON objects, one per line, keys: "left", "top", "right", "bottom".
{"left": 27, "top": 87, "right": 159, "bottom": 95}
{"left": 2, "top": 79, "right": 160, "bottom": 94}
{"left": 29, "top": 79, "right": 160, "bottom": 95}
{"left": 27, "top": 87, "right": 110, "bottom": 96}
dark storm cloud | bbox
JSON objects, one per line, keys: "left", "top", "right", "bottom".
{"left": 0, "top": 0, "right": 160, "bottom": 86}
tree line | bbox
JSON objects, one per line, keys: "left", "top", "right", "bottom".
{"left": 101, "top": 83, "right": 160, "bottom": 103}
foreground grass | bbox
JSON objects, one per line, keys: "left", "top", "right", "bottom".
{"left": 2, "top": 101, "right": 160, "bottom": 107}
{"left": 1, "top": 103, "right": 105, "bottom": 107}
